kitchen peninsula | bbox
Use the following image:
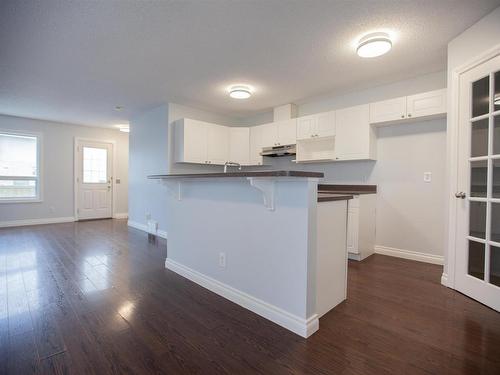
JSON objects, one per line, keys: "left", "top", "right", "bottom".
{"left": 149, "top": 171, "right": 351, "bottom": 337}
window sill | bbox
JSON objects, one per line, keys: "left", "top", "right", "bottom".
{"left": 0, "top": 199, "right": 42, "bottom": 204}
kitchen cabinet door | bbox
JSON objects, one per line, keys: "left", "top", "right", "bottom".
{"left": 249, "top": 125, "right": 264, "bottom": 165}
{"left": 369, "top": 96, "right": 407, "bottom": 124}
{"left": 335, "top": 104, "right": 375, "bottom": 160}
{"left": 406, "top": 89, "right": 446, "bottom": 119}
{"left": 261, "top": 122, "right": 279, "bottom": 148}
{"left": 206, "top": 124, "right": 229, "bottom": 165}
{"left": 177, "top": 119, "right": 208, "bottom": 164}
{"left": 297, "top": 115, "right": 316, "bottom": 140}
{"left": 316, "top": 111, "right": 336, "bottom": 137}
{"left": 229, "top": 127, "right": 250, "bottom": 165}
{"left": 276, "top": 119, "right": 297, "bottom": 145}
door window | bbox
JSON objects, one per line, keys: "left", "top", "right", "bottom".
{"left": 83, "top": 147, "right": 107, "bottom": 183}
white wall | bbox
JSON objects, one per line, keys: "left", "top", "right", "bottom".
{"left": 444, "top": 6, "right": 500, "bottom": 280}
{"left": 128, "top": 104, "right": 169, "bottom": 233}
{"left": 254, "top": 71, "right": 448, "bottom": 258}
{"left": 128, "top": 103, "right": 241, "bottom": 233}
{"left": 0, "top": 114, "right": 128, "bottom": 223}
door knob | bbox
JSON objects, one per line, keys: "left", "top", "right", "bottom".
{"left": 455, "top": 192, "right": 466, "bottom": 199}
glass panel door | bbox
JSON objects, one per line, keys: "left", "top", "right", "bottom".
{"left": 467, "top": 70, "right": 500, "bottom": 288}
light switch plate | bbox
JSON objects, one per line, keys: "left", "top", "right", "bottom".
{"left": 424, "top": 172, "right": 432, "bottom": 183}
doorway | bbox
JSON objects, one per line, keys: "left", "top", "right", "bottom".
{"left": 454, "top": 53, "right": 500, "bottom": 311}
{"left": 75, "top": 139, "right": 114, "bottom": 220}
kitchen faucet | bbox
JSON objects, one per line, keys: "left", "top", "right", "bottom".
{"left": 224, "top": 161, "right": 242, "bottom": 173}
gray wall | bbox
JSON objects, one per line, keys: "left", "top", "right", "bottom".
{"left": 0, "top": 114, "right": 129, "bottom": 222}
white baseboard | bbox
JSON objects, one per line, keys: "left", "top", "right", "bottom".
{"left": 0, "top": 216, "right": 76, "bottom": 229}
{"left": 113, "top": 212, "right": 129, "bottom": 219}
{"left": 165, "top": 258, "right": 318, "bottom": 338}
{"left": 441, "top": 272, "right": 449, "bottom": 286}
{"left": 374, "top": 245, "right": 444, "bottom": 265}
{"left": 127, "top": 220, "right": 168, "bottom": 239}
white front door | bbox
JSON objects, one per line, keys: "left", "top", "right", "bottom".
{"left": 455, "top": 54, "right": 500, "bottom": 311}
{"left": 76, "top": 140, "right": 113, "bottom": 220}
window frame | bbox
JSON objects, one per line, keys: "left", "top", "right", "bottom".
{"left": 0, "top": 129, "right": 43, "bottom": 203}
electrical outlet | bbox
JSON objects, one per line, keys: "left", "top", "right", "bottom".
{"left": 423, "top": 172, "right": 432, "bottom": 183}
{"left": 219, "top": 252, "right": 226, "bottom": 268}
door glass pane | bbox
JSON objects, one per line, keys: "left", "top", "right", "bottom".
{"left": 492, "top": 203, "right": 500, "bottom": 243}
{"left": 83, "top": 147, "right": 107, "bottom": 183}
{"left": 472, "top": 76, "right": 489, "bottom": 118}
{"left": 471, "top": 118, "right": 489, "bottom": 157}
{"left": 494, "top": 159, "right": 500, "bottom": 199}
{"left": 468, "top": 240, "right": 485, "bottom": 280}
{"left": 494, "top": 70, "right": 500, "bottom": 112}
{"left": 490, "top": 246, "right": 500, "bottom": 287}
{"left": 494, "top": 115, "right": 500, "bottom": 155}
{"left": 470, "top": 160, "right": 488, "bottom": 198}
{"left": 469, "top": 201, "right": 487, "bottom": 239}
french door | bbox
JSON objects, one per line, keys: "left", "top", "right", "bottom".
{"left": 75, "top": 140, "right": 113, "bottom": 220}
{"left": 456, "top": 54, "right": 500, "bottom": 311}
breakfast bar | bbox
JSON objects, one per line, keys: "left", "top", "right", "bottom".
{"left": 149, "top": 171, "right": 351, "bottom": 337}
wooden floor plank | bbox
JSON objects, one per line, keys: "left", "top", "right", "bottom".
{"left": 0, "top": 219, "right": 499, "bottom": 374}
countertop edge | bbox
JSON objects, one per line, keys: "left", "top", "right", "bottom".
{"left": 148, "top": 170, "right": 324, "bottom": 179}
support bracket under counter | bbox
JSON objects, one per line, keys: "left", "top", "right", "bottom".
{"left": 247, "top": 178, "right": 275, "bottom": 211}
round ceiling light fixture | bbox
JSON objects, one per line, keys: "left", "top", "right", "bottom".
{"left": 229, "top": 85, "right": 252, "bottom": 99}
{"left": 356, "top": 32, "right": 392, "bottom": 58}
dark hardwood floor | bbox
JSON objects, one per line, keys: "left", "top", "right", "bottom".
{"left": 0, "top": 219, "right": 499, "bottom": 374}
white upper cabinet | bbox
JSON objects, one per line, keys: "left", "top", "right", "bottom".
{"left": 249, "top": 125, "right": 265, "bottom": 165}
{"left": 276, "top": 119, "right": 297, "bottom": 145}
{"left": 335, "top": 104, "right": 376, "bottom": 161}
{"left": 229, "top": 127, "right": 250, "bottom": 165}
{"left": 369, "top": 89, "right": 446, "bottom": 126}
{"left": 175, "top": 119, "right": 229, "bottom": 165}
{"left": 206, "top": 124, "right": 229, "bottom": 165}
{"left": 175, "top": 119, "right": 208, "bottom": 164}
{"left": 261, "top": 119, "right": 297, "bottom": 147}
{"left": 406, "top": 88, "right": 446, "bottom": 119}
{"left": 369, "top": 97, "right": 407, "bottom": 124}
{"left": 297, "top": 111, "right": 335, "bottom": 140}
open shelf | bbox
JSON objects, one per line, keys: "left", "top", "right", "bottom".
{"left": 295, "top": 136, "right": 335, "bottom": 163}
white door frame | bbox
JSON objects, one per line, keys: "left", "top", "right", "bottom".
{"left": 444, "top": 43, "right": 500, "bottom": 288}
{"left": 73, "top": 137, "right": 117, "bottom": 220}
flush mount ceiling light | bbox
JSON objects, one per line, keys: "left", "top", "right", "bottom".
{"left": 357, "top": 32, "right": 392, "bottom": 58}
{"left": 229, "top": 85, "right": 252, "bottom": 99}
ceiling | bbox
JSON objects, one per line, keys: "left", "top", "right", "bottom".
{"left": 1, "top": 0, "right": 499, "bottom": 128}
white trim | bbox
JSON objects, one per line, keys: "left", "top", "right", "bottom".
{"left": 127, "top": 220, "right": 168, "bottom": 239}
{"left": 374, "top": 245, "right": 444, "bottom": 265}
{"left": 112, "top": 212, "right": 128, "bottom": 219}
{"left": 74, "top": 137, "right": 117, "bottom": 220}
{"left": 0, "top": 216, "right": 75, "bottom": 228}
{"left": 165, "top": 258, "right": 319, "bottom": 338}
{"left": 441, "top": 272, "right": 449, "bottom": 287}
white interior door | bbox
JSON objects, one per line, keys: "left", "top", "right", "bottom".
{"left": 76, "top": 140, "right": 113, "bottom": 220}
{"left": 455, "top": 54, "right": 500, "bottom": 311}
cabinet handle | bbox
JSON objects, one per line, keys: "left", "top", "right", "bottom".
{"left": 401, "top": 114, "right": 405, "bottom": 119}
{"left": 408, "top": 113, "right": 412, "bottom": 118}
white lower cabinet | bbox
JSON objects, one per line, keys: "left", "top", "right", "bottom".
{"left": 346, "top": 195, "right": 376, "bottom": 261}
{"left": 335, "top": 104, "right": 376, "bottom": 161}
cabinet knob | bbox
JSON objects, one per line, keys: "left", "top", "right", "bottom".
{"left": 408, "top": 113, "right": 412, "bottom": 118}
{"left": 401, "top": 114, "right": 405, "bottom": 118}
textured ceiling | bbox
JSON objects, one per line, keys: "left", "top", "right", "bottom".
{"left": 1, "top": 0, "right": 499, "bottom": 127}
